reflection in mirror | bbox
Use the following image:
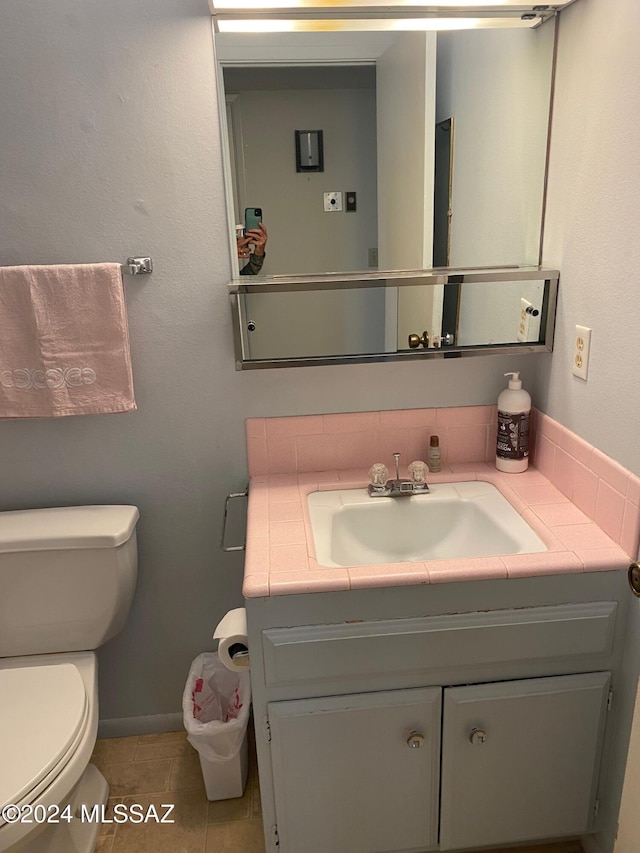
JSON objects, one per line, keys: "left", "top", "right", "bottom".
{"left": 216, "top": 23, "right": 555, "bottom": 279}
{"left": 229, "top": 269, "right": 558, "bottom": 368}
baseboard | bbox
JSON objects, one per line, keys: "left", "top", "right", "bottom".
{"left": 98, "top": 712, "right": 184, "bottom": 739}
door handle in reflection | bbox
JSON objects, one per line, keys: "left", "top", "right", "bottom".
{"left": 408, "top": 332, "right": 456, "bottom": 349}
{"left": 408, "top": 331, "right": 429, "bottom": 349}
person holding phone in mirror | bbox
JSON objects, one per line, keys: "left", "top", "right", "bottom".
{"left": 238, "top": 207, "right": 268, "bottom": 276}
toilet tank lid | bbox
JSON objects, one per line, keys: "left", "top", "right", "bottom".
{"left": 0, "top": 505, "right": 139, "bottom": 553}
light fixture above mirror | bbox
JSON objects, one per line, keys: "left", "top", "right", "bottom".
{"left": 210, "top": 0, "right": 580, "bottom": 32}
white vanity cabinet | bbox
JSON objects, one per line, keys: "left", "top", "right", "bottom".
{"left": 246, "top": 573, "right": 630, "bottom": 853}
{"left": 269, "top": 688, "right": 442, "bottom": 853}
{"left": 439, "top": 672, "right": 610, "bottom": 850}
{"left": 268, "top": 673, "right": 609, "bottom": 853}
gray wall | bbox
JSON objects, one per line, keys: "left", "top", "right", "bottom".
{"left": 537, "top": 0, "right": 640, "bottom": 479}
{"left": 537, "top": 9, "right": 640, "bottom": 843}
{"left": 0, "top": 0, "right": 623, "bottom": 726}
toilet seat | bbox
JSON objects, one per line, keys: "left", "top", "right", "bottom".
{"left": 0, "top": 663, "right": 89, "bottom": 826}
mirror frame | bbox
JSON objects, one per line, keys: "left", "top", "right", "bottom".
{"left": 229, "top": 266, "right": 559, "bottom": 369}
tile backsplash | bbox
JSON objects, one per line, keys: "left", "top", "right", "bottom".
{"left": 246, "top": 406, "right": 496, "bottom": 476}
{"left": 534, "top": 412, "right": 640, "bottom": 558}
{"left": 246, "top": 406, "right": 640, "bottom": 560}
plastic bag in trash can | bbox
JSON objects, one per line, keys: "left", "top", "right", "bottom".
{"left": 182, "top": 652, "right": 251, "bottom": 763}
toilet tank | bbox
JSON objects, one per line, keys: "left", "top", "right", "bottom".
{"left": 0, "top": 505, "right": 139, "bottom": 658}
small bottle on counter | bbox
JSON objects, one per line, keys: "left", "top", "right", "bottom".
{"left": 428, "top": 435, "right": 441, "bottom": 472}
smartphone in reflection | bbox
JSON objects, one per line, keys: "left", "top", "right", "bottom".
{"left": 244, "top": 207, "right": 262, "bottom": 233}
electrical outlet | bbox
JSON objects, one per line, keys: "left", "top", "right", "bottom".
{"left": 517, "top": 298, "right": 532, "bottom": 342}
{"left": 368, "top": 248, "right": 378, "bottom": 268}
{"left": 323, "top": 192, "right": 343, "bottom": 212}
{"left": 572, "top": 325, "right": 592, "bottom": 380}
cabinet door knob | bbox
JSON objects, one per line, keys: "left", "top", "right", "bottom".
{"left": 406, "top": 731, "right": 425, "bottom": 748}
{"left": 628, "top": 562, "right": 640, "bottom": 597}
{"left": 469, "top": 728, "right": 487, "bottom": 744}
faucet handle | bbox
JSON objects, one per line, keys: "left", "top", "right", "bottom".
{"left": 369, "top": 463, "right": 389, "bottom": 488}
{"left": 408, "top": 460, "right": 428, "bottom": 485}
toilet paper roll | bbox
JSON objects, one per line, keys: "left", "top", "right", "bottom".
{"left": 214, "top": 607, "right": 250, "bottom": 672}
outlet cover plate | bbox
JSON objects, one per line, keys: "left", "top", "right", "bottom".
{"left": 572, "top": 325, "right": 592, "bottom": 380}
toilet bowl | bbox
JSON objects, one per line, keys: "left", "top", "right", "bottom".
{"left": 0, "top": 506, "right": 139, "bottom": 853}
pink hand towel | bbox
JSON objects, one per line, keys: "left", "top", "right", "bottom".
{"left": 0, "top": 263, "right": 136, "bottom": 418}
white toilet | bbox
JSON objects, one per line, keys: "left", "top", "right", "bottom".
{"left": 0, "top": 505, "right": 139, "bottom": 853}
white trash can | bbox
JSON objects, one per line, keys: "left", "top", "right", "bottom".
{"left": 182, "top": 652, "right": 252, "bottom": 800}
{"left": 198, "top": 729, "right": 249, "bottom": 801}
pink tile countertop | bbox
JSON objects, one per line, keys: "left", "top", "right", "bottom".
{"left": 242, "top": 463, "right": 633, "bottom": 598}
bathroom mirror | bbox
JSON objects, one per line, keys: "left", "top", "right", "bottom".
{"left": 215, "top": 22, "right": 555, "bottom": 278}
{"left": 215, "top": 16, "right": 558, "bottom": 367}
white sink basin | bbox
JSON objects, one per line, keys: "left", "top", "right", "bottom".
{"left": 308, "top": 481, "right": 547, "bottom": 567}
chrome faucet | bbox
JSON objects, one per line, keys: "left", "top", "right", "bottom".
{"left": 368, "top": 453, "right": 430, "bottom": 497}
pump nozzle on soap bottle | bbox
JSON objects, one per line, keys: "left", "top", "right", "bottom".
{"left": 496, "top": 371, "right": 531, "bottom": 473}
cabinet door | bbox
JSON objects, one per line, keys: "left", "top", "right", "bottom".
{"left": 439, "top": 671, "right": 610, "bottom": 851}
{"left": 268, "top": 688, "right": 441, "bottom": 853}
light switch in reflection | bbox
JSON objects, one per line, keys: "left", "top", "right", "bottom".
{"left": 517, "top": 298, "right": 532, "bottom": 342}
{"left": 517, "top": 297, "right": 540, "bottom": 342}
{"left": 323, "top": 192, "right": 343, "bottom": 212}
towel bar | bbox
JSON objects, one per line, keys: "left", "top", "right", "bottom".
{"left": 0, "top": 258, "right": 153, "bottom": 275}
{"left": 221, "top": 488, "right": 248, "bottom": 552}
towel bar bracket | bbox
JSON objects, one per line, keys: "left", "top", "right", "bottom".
{"left": 126, "top": 257, "right": 153, "bottom": 275}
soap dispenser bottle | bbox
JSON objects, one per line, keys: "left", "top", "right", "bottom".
{"left": 496, "top": 372, "right": 531, "bottom": 473}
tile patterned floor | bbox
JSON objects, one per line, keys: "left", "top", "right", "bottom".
{"left": 90, "top": 727, "right": 584, "bottom": 853}
{"left": 91, "top": 727, "right": 264, "bottom": 853}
